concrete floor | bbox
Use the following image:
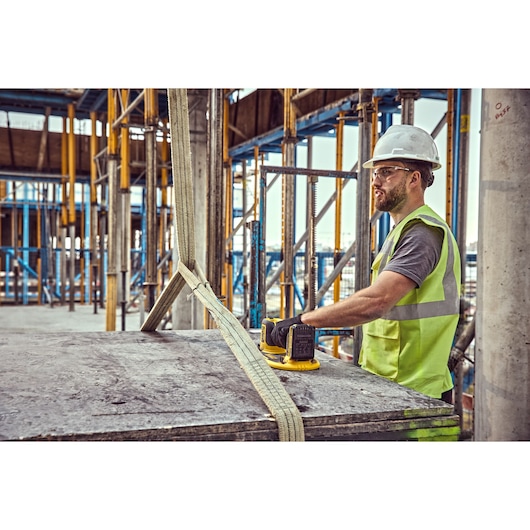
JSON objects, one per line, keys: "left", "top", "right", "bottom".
{"left": 0, "top": 303, "right": 144, "bottom": 332}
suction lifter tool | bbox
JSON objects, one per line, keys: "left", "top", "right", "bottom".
{"left": 260, "top": 317, "right": 320, "bottom": 371}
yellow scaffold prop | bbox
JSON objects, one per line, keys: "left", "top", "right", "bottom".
{"left": 141, "top": 89, "right": 305, "bottom": 442}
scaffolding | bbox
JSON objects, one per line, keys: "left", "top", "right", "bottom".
{"left": 0, "top": 88, "right": 474, "bottom": 327}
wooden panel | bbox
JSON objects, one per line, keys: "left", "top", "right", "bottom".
{"left": 228, "top": 89, "right": 359, "bottom": 150}
{"left": 0, "top": 127, "right": 156, "bottom": 179}
{"left": 0, "top": 329, "right": 459, "bottom": 441}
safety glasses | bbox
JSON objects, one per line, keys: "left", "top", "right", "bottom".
{"left": 371, "top": 166, "right": 412, "bottom": 181}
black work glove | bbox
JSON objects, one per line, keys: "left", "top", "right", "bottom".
{"left": 270, "top": 315, "right": 303, "bottom": 349}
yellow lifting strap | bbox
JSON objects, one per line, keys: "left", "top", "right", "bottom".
{"left": 141, "top": 89, "right": 305, "bottom": 441}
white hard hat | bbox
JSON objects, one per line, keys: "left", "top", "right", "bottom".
{"left": 362, "top": 124, "right": 441, "bottom": 170}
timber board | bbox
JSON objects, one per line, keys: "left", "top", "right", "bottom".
{"left": 0, "top": 329, "right": 458, "bottom": 441}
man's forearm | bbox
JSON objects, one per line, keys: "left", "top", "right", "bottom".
{"left": 299, "top": 270, "right": 416, "bottom": 328}
{"left": 300, "top": 288, "right": 385, "bottom": 328}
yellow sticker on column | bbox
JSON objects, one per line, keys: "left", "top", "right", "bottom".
{"left": 460, "top": 114, "right": 470, "bottom": 133}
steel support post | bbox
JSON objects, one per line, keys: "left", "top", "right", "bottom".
{"left": 353, "top": 89, "right": 373, "bottom": 364}
{"left": 59, "top": 119, "right": 67, "bottom": 305}
{"left": 223, "top": 90, "right": 233, "bottom": 312}
{"left": 241, "top": 159, "right": 249, "bottom": 327}
{"left": 205, "top": 89, "right": 225, "bottom": 328}
{"left": 281, "top": 89, "right": 297, "bottom": 318}
{"left": 105, "top": 89, "right": 119, "bottom": 331}
{"left": 304, "top": 136, "right": 317, "bottom": 312}
{"left": 248, "top": 219, "right": 263, "bottom": 329}
{"left": 256, "top": 166, "right": 269, "bottom": 324}
{"left": 456, "top": 89, "right": 471, "bottom": 279}
{"left": 120, "top": 89, "right": 131, "bottom": 330}
{"left": 143, "top": 88, "right": 158, "bottom": 313}
{"left": 89, "top": 112, "right": 99, "bottom": 313}
{"left": 106, "top": 155, "right": 118, "bottom": 330}
{"left": 332, "top": 112, "right": 345, "bottom": 357}
{"left": 67, "top": 104, "right": 76, "bottom": 311}
{"left": 159, "top": 117, "right": 169, "bottom": 301}
{"left": 451, "top": 89, "right": 472, "bottom": 431}
{"left": 398, "top": 89, "right": 419, "bottom": 125}
{"left": 22, "top": 183, "right": 29, "bottom": 305}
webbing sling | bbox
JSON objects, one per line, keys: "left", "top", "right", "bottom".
{"left": 141, "top": 89, "right": 304, "bottom": 441}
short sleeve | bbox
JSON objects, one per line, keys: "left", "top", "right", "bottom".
{"left": 383, "top": 220, "right": 444, "bottom": 287}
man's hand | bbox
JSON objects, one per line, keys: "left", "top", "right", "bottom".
{"left": 270, "top": 315, "right": 303, "bottom": 349}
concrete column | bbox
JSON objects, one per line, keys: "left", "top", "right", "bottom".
{"left": 204, "top": 89, "right": 224, "bottom": 329}
{"left": 475, "top": 89, "right": 530, "bottom": 440}
{"left": 173, "top": 89, "right": 208, "bottom": 329}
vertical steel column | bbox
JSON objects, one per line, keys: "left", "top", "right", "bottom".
{"left": 353, "top": 89, "right": 373, "bottom": 364}
{"left": 248, "top": 219, "right": 262, "bottom": 328}
{"left": 106, "top": 89, "right": 119, "bottom": 331}
{"left": 36, "top": 108, "right": 50, "bottom": 305}
{"left": 22, "top": 183, "right": 29, "bottom": 305}
{"left": 159, "top": 117, "right": 169, "bottom": 296}
{"left": 449, "top": 89, "right": 470, "bottom": 426}
{"left": 332, "top": 112, "right": 345, "bottom": 357}
{"left": 120, "top": 89, "right": 131, "bottom": 330}
{"left": 60, "top": 119, "right": 68, "bottom": 305}
{"left": 144, "top": 88, "right": 158, "bottom": 312}
{"left": 89, "top": 111, "right": 99, "bottom": 313}
{"left": 398, "top": 89, "right": 419, "bottom": 125}
{"left": 475, "top": 88, "right": 530, "bottom": 440}
{"left": 456, "top": 89, "right": 471, "bottom": 280}
{"left": 98, "top": 117, "right": 107, "bottom": 309}
{"left": 377, "top": 113, "right": 393, "bottom": 250}
{"left": 446, "top": 89, "right": 455, "bottom": 226}
{"left": 11, "top": 200, "right": 18, "bottom": 304}
{"left": 83, "top": 184, "right": 92, "bottom": 304}
{"left": 281, "top": 88, "right": 297, "bottom": 318}
{"left": 257, "top": 166, "right": 268, "bottom": 322}
{"left": 248, "top": 151, "right": 264, "bottom": 328}
{"left": 79, "top": 182, "right": 85, "bottom": 303}
{"left": 223, "top": 90, "right": 233, "bottom": 311}
{"left": 67, "top": 104, "right": 76, "bottom": 311}
{"left": 451, "top": 89, "right": 462, "bottom": 238}
{"left": 83, "top": 185, "right": 91, "bottom": 304}
{"left": 0, "top": 181, "right": 3, "bottom": 303}
{"left": 304, "top": 136, "right": 317, "bottom": 312}
{"left": 206, "top": 89, "right": 225, "bottom": 327}
{"left": 36, "top": 183, "right": 42, "bottom": 304}
{"left": 241, "top": 159, "right": 249, "bottom": 327}
{"left": 253, "top": 146, "right": 260, "bottom": 220}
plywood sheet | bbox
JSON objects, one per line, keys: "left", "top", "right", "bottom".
{"left": 0, "top": 330, "right": 458, "bottom": 441}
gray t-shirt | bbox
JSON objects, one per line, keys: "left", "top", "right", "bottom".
{"left": 383, "top": 220, "right": 444, "bottom": 287}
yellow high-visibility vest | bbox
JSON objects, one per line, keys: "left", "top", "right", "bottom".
{"left": 359, "top": 205, "right": 461, "bottom": 399}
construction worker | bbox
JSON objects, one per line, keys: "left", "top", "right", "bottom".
{"left": 270, "top": 124, "right": 461, "bottom": 403}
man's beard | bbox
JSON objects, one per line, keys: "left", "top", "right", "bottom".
{"left": 375, "top": 178, "right": 407, "bottom": 212}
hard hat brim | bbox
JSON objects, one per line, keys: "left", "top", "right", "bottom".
{"left": 362, "top": 154, "right": 442, "bottom": 171}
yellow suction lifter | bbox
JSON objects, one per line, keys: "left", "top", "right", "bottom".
{"left": 260, "top": 317, "right": 320, "bottom": 371}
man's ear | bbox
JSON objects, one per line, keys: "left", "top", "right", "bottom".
{"left": 409, "top": 170, "right": 422, "bottom": 188}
